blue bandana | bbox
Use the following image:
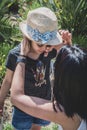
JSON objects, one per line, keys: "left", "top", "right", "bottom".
{"left": 27, "top": 25, "right": 57, "bottom": 44}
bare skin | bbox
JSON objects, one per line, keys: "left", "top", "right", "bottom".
{"left": 0, "top": 69, "right": 14, "bottom": 114}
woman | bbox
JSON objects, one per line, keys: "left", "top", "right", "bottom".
{"left": 11, "top": 44, "right": 87, "bottom": 130}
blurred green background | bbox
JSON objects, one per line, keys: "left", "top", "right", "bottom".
{"left": 0, "top": 0, "right": 87, "bottom": 129}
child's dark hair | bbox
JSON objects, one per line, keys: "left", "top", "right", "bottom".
{"left": 53, "top": 45, "right": 87, "bottom": 122}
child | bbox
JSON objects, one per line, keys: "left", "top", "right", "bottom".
{"left": 0, "top": 7, "right": 71, "bottom": 130}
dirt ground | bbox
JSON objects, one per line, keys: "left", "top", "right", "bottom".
{"left": 3, "top": 94, "right": 13, "bottom": 124}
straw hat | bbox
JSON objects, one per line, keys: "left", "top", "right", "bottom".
{"left": 19, "top": 7, "right": 62, "bottom": 45}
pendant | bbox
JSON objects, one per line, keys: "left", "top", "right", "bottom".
{"left": 32, "top": 61, "right": 46, "bottom": 87}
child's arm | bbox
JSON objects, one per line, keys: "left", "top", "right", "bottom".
{"left": 0, "top": 69, "right": 14, "bottom": 115}
{"left": 54, "top": 30, "right": 72, "bottom": 51}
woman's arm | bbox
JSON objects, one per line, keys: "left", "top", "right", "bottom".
{"left": 11, "top": 62, "right": 60, "bottom": 123}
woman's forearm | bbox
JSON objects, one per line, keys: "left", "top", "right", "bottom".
{"left": 11, "top": 93, "right": 59, "bottom": 123}
{"left": 11, "top": 62, "right": 58, "bottom": 122}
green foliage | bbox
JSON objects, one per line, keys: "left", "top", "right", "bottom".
{"left": 0, "top": 0, "right": 11, "bottom": 43}
{"left": 41, "top": 123, "right": 58, "bottom": 130}
{"left": 3, "top": 122, "right": 58, "bottom": 130}
{"left": 73, "top": 35, "right": 87, "bottom": 48}
{"left": 0, "top": 43, "right": 14, "bottom": 84}
{"left": 18, "top": 0, "right": 41, "bottom": 20}
{"left": 0, "top": 0, "right": 21, "bottom": 44}
{"left": 3, "top": 122, "right": 13, "bottom": 130}
{"left": 0, "top": 1, "right": 87, "bottom": 129}
{"left": 37, "top": 0, "right": 59, "bottom": 11}
{"left": 57, "top": 0, "right": 87, "bottom": 47}
{"left": 59, "top": 0, "right": 87, "bottom": 36}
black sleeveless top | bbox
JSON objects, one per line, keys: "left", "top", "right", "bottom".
{"left": 6, "top": 44, "right": 56, "bottom": 100}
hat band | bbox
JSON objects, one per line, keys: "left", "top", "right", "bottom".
{"left": 26, "top": 25, "right": 57, "bottom": 44}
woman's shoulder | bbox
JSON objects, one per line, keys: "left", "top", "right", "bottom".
{"left": 77, "top": 120, "right": 87, "bottom": 130}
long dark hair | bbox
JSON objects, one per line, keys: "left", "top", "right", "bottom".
{"left": 53, "top": 45, "right": 87, "bottom": 122}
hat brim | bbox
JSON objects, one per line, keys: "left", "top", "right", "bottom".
{"left": 19, "top": 22, "right": 62, "bottom": 45}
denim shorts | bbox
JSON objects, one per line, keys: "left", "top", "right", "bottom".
{"left": 12, "top": 107, "right": 50, "bottom": 130}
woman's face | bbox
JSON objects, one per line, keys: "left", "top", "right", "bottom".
{"left": 31, "top": 41, "right": 54, "bottom": 56}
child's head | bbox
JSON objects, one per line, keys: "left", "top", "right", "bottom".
{"left": 19, "top": 7, "right": 62, "bottom": 46}
{"left": 53, "top": 45, "right": 87, "bottom": 121}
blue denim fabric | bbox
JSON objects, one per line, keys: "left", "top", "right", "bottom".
{"left": 12, "top": 107, "right": 50, "bottom": 130}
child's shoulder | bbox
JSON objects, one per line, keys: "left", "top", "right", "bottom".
{"left": 9, "top": 44, "right": 20, "bottom": 56}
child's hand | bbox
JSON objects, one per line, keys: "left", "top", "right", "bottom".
{"left": 20, "top": 37, "right": 31, "bottom": 56}
{"left": 59, "top": 30, "right": 72, "bottom": 45}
